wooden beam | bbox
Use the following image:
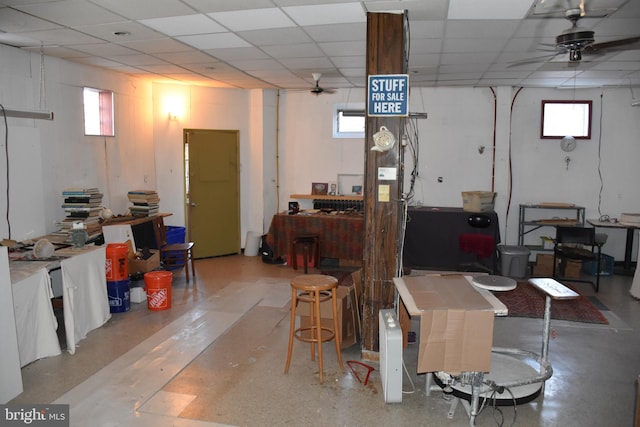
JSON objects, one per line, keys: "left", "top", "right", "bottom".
{"left": 361, "top": 12, "right": 407, "bottom": 353}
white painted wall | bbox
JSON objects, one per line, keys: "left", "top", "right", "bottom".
{"left": 1, "top": 42, "right": 638, "bottom": 263}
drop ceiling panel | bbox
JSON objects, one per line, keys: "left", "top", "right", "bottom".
{"left": 261, "top": 43, "right": 325, "bottom": 59}
{"left": 90, "top": 0, "right": 197, "bottom": 20}
{"left": 319, "top": 41, "right": 366, "bottom": 56}
{"left": 208, "top": 8, "right": 296, "bottom": 31}
{"left": 237, "top": 28, "right": 312, "bottom": 46}
{"left": 303, "top": 23, "right": 366, "bottom": 42}
{"left": 139, "top": 15, "right": 226, "bottom": 37}
{"left": 0, "top": 8, "right": 61, "bottom": 32}
{"left": 176, "top": 33, "right": 251, "bottom": 50}
{"left": 448, "top": 0, "right": 532, "bottom": 19}
{"left": 0, "top": 0, "right": 638, "bottom": 88}
{"left": 75, "top": 21, "right": 165, "bottom": 42}
{"left": 14, "top": 0, "right": 125, "bottom": 26}
{"left": 282, "top": 3, "right": 366, "bottom": 26}
{"left": 120, "top": 38, "right": 194, "bottom": 53}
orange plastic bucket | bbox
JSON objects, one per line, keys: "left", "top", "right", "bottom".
{"left": 106, "top": 243, "right": 129, "bottom": 281}
{"left": 144, "top": 270, "right": 172, "bottom": 311}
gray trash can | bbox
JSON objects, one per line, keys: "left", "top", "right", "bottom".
{"left": 498, "top": 245, "right": 531, "bottom": 279}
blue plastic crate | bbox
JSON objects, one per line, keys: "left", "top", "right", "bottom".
{"left": 164, "top": 226, "right": 186, "bottom": 270}
{"left": 165, "top": 226, "right": 186, "bottom": 244}
{"left": 582, "top": 253, "right": 614, "bottom": 276}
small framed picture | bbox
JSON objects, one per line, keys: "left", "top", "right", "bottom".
{"left": 352, "top": 185, "right": 363, "bottom": 195}
{"left": 311, "top": 182, "right": 328, "bottom": 195}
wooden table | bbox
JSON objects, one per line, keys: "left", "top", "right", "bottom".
{"left": 266, "top": 212, "right": 364, "bottom": 263}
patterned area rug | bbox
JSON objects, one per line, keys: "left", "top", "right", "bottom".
{"left": 495, "top": 282, "right": 609, "bottom": 325}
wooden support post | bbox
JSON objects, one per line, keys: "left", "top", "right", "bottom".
{"left": 361, "top": 12, "right": 407, "bottom": 354}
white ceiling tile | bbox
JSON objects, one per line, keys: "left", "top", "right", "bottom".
{"left": 443, "top": 38, "right": 509, "bottom": 53}
{"left": 364, "top": 0, "right": 449, "bottom": 20}
{"left": 303, "top": 23, "right": 366, "bottom": 42}
{"left": 18, "top": 28, "right": 104, "bottom": 46}
{"left": 237, "top": 28, "right": 311, "bottom": 46}
{"left": 14, "top": 0, "right": 126, "bottom": 26}
{"left": 137, "top": 63, "right": 191, "bottom": 73}
{"left": 226, "top": 59, "right": 285, "bottom": 71}
{"left": 176, "top": 33, "right": 251, "bottom": 50}
{"left": 445, "top": 20, "right": 521, "bottom": 38}
{"left": 209, "top": 8, "right": 296, "bottom": 31}
{"left": 318, "top": 41, "right": 366, "bottom": 56}
{"left": 120, "top": 38, "right": 194, "bottom": 53}
{"left": 183, "top": 0, "right": 276, "bottom": 13}
{"left": 66, "top": 43, "right": 139, "bottom": 56}
{"left": 74, "top": 21, "right": 165, "bottom": 42}
{"left": 261, "top": 43, "right": 324, "bottom": 59}
{"left": 278, "top": 56, "right": 335, "bottom": 70}
{"left": 0, "top": 8, "right": 60, "bottom": 32}
{"left": 90, "top": 0, "right": 197, "bottom": 20}
{"left": 109, "top": 54, "right": 170, "bottom": 66}
{"left": 153, "top": 50, "right": 219, "bottom": 64}
{"left": 331, "top": 56, "right": 365, "bottom": 68}
{"left": 139, "top": 15, "right": 226, "bottom": 36}
{"left": 204, "top": 47, "right": 270, "bottom": 61}
{"left": 408, "top": 21, "right": 446, "bottom": 39}
{"left": 448, "top": 0, "right": 532, "bottom": 19}
{"left": 282, "top": 2, "right": 366, "bottom": 26}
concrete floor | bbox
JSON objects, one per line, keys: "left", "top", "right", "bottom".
{"left": 10, "top": 254, "right": 640, "bottom": 426}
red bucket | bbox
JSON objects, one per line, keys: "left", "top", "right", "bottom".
{"left": 144, "top": 271, "right": 172, "bottom": 311}
{"left": 106, "top": 243, "right": 129, "bottom": 281}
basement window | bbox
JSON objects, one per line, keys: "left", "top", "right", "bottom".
{"left": 333, "top": 103, "right": 365, "bottom": 138}
{"left": 83, "top": 87, "right": 115, "bottom": 136}
{"left": 541, "top": 100, "right": 592, "bottom": 139}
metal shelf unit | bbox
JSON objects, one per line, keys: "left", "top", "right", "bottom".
{"left": 518, "top": 204, "right": 585, "bottom": 251}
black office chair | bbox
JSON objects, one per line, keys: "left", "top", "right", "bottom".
{"left": 552, "top": 226, "right": 601, "bottom": 292}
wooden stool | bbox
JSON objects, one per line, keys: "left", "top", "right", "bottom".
{"left": 284, "top": 274, "right": 344, "bottom": 383}
{"left": 290, "top": 234, "right": 320, "bottom": 274}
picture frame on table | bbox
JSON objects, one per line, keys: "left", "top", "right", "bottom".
{"left": 311, "top": 182, "right": 329, "bottom": 195}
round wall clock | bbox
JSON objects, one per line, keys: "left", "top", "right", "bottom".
{"left": 560, "top": 135, "right": 576, "bottom": 152}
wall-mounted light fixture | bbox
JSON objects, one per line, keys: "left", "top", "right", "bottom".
{"left": 163, "top": 95, "right": 185, "bottom": 121}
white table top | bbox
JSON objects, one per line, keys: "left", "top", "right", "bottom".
{"left": 528, "top": 278, "right": 579, "bottom": 300}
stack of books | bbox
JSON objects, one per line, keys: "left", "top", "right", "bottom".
{"left": 128, "top": 190, "right": 160, "bottom": 217}
{"left": 56, "top": 188, "right": 104, "bottom": 240}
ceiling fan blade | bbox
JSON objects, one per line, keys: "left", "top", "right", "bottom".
{"left": 584, "top": 36, "right": 640, "bottom": 54}
{"left": 507, "top": 52, "right": 563, "bottom": 68}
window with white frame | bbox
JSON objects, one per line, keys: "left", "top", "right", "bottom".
{"left": 333, "top": 103, "right": 365, "bottom": 138}
{"left": 83, "top": 87, "right": 115, "bottom": 136}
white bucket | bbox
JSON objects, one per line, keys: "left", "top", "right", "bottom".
{"left": 244, "top": 231, "right": 261, "bottom": 256}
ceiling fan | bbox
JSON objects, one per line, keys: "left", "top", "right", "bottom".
{"left": 513, "top": 5, "right": 640, "bottom": 66}
{"left": 309, "top": 73, "right": 335, "bottom": 95}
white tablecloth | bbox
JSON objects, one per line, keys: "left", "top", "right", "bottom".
{"left": 10, "top": 245, "right": 111, "bottom": 365}
{"left": 11, "top": 267, "right": 62, "bottom": 366}
{"left": 58, "top": 246, "right": 111, "bottom": 354}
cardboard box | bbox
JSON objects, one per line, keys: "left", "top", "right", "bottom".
{"left": 562, "top": 259, "right": 582, "bottom": 279}
{"left": 533, "top": 253, "right": 556, "bottom": 277}
{"left": 128, "top": 250, "right": 160, "bottom": 274}
{"left": 401, "top": 275, "right": 495, "bottom": 374}
{"left": 461, "top": 191, "right": 496, "bottom": 212}
{"left": 297, "top": 285, "right": 357, "bottom": 349}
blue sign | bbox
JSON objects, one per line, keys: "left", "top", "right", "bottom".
{"left": 367, "top": 74, "right": 409, "bottom": 117}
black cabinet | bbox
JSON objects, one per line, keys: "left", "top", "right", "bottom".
{"left": 403, "top": 206, "right": 500, "bottom": 272}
